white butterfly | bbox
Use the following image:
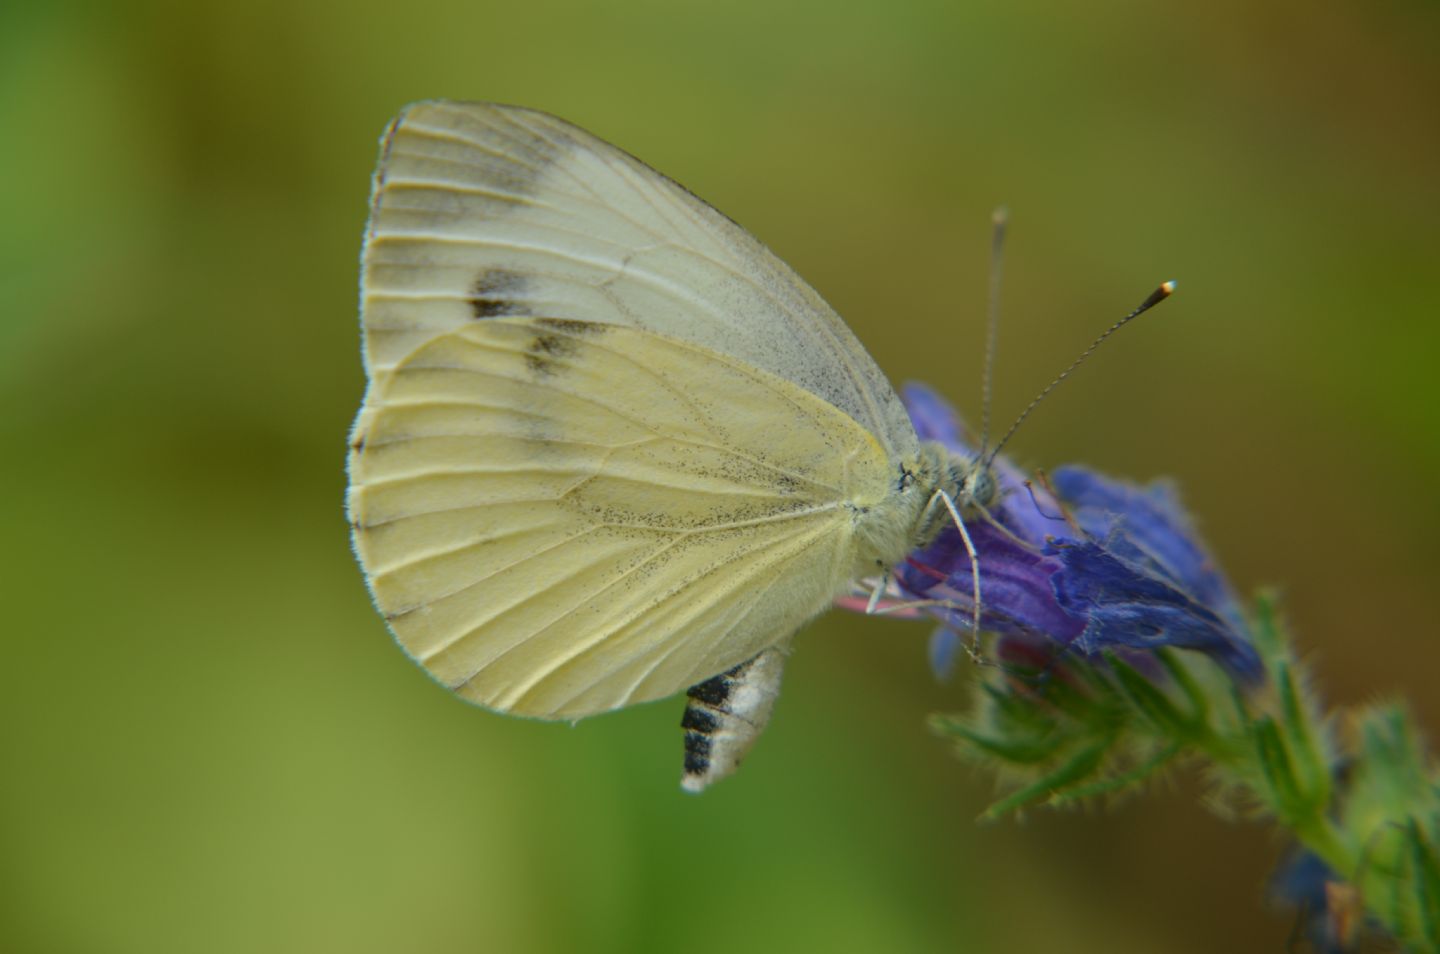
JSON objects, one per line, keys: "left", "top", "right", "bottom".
{"left": 346, "top": 102, "right": 992, "bottom": 789}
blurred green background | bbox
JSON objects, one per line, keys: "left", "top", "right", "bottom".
{"left": 4, "top": 0, "right": 1437, "bottom": 951}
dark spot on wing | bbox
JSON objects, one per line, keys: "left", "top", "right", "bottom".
{"left": 350, "top": 434, "right": 366, "bottom": 453}
{"left": 535, "top": 317, "right": 604, "bottom": 336}
{"left": 467, "top": 268, "right": 528, "bottom": 320}
{"left": 524, "top": 331, "right": 578, "bottom": 377}
{"left": 531, "top": 334, "right": 568, "bottom": 356}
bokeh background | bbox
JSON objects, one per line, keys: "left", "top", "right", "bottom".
{"left": 4, "top": 1, "right": 1437, "bottom": 951}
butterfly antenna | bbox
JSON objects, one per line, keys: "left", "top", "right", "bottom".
{"left": 987, "top": 281, "right": 1177, "bottom": 466}
{"left": 977, "top": 206, "right": 1009, "bottom": 461}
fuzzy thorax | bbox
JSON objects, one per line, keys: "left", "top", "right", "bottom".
{"left": 851, "top": 441, "right": 996, "bottom": 574}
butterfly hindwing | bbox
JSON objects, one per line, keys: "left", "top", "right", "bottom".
{"left": 348, "top": 318, "right": 894, "bottom": 719}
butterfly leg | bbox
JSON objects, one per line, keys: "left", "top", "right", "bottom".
{"left": 933, "top": 489, "right": 985, "bottom": 663}
{"left": 863, "top": 569, "right": 892, "bottom": 615}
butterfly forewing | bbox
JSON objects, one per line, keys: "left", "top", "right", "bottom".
{"left": 360, "top": 100, "right": 918, "bottom": 462}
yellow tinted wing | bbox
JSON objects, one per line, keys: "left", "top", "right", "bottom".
{"left": 348, "top": 319, "right": 893, "bottom": 719}
{"left": 360, "top": 100, "right": 918, "bottom": 462}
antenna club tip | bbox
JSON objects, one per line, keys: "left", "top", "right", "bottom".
{"left": 1160, "top": 279, "right": 1177, "bottom": 295}
{"left": 991, "top": 206, "right": 1009, "bottom": 225}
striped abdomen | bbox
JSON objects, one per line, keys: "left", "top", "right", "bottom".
{"left": 679, "top": 645, "right": 789, "bottom": 793}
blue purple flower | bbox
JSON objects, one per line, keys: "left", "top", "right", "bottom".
{"left": 896, "top": 383, "right": 1260, "bottom": 682}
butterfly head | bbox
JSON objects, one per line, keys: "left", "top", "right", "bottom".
{"left": 956, "top": 455, "right": 998, "bottom": 513}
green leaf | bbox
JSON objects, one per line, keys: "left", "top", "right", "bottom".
{"left": 1049, "top": 742, "right": 1182, "bottom": 805}
{"left": 978, "top": 737, "right": 1113, "bottom": 822}
{"left": 1274, "top": 660, "right": 1330, "bottom": 808}
{"left": 979, "top": 680, "right": 1055, "bottom": 734}
{"left": 930, "top": 714, "right": 1064, "bottom": 765}
{"left": 1252, "top": 716, "right": 1310, "bottom": 822}
{"left": 1356, "top": 705, "right": 1430, "bottom": 802}
{"left": 1017, "top": 672, "right": 1097, "bottom": 724}
{"left": 1156, "top": 650, "right": 1208, "bottom": 725}
{"left": 1408, "top": 818, "right": 1440, "bottom": 948}
{"left": 1251, "top": 590, "right": 1284, "bottom": 660}
{"left": 1106, "top": 653, "right": 1196, "bottom": 739}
